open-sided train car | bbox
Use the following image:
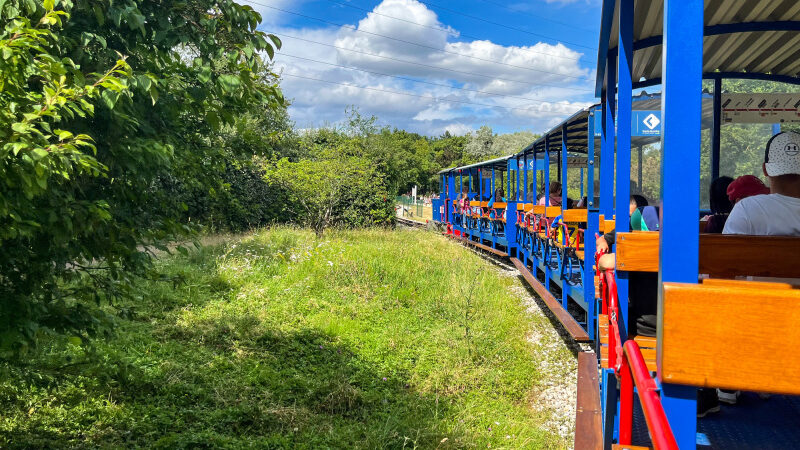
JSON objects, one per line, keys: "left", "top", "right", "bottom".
{"left": 434, "top": 1, "right": 800, "bottom": 448}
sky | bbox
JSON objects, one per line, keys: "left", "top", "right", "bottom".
{"left": 246, "top": 0, "right": 603, "bottom": 136}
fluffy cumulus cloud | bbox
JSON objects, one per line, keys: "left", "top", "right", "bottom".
{"left": 269, "top": 0, "right": 595, "bottom": 135}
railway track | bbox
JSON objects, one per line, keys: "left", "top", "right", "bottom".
{"left": 395, "top": 217, "right": 427, "bottom": 228}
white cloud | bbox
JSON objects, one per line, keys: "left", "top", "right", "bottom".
{"left": 270, "top": 0, "right": 596, "bottom": 135}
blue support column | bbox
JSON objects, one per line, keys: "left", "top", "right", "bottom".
{"left": 615, "top": 0, "right": 633, "bottom": 342}
{"left": 561, "top": 126, "right": 570, "bottom": 310}
{"left": 544, "top": 139, "right": 552, "bottom": 287}
{"left": 601, "top": 49, "right": 617, "bottom": 219}
{"left": 711, "top": 78, "right": 722, "bottom": 181}
{"left": 516, "top": 159, "right": 521, "bottom": 202}
{"left": 545, "top": 140, "right": 551, "bottom": 205}
{"left": 523, "top": 153, "right": 528, "bottom": 203}
{"left": 658, "top": 1, "right": 703, "bottom": 447}
{"left": 585, "top": 111, "right": 598, "bottom": 340}
{"left": 448, "top": 174, "right": 456, "bottom": 225}
{"left": 531, "top": 153, "right": 538, "bottom": 270}
{"left": 491, "top": 167, "right": 497, "bottom": 248}
{"left": 580, "top": 168, "right": 585, "bottom": 198}
{"left": 773, "top": 123, "right": 782, "bottom": 135}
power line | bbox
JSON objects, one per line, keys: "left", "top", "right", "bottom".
{"left": 267, "top": 31, "right": 595, "bottom": 92}
{"left": 281, "top": 72, "right": 582, "bottom": 114}
{"left": 319, "top": 0, "right": 596, "bottom": 64}
{"left": 241, "top": 0, "right": 593, "bottom": 81}
{"left": 474, "top": 0, "right": 596, "bottom": 33}
{"left": 277, "top": 52, "right": 590, "bottom": 105}
{"left": 416, "top": 0, "right": 597, "bottom": 50}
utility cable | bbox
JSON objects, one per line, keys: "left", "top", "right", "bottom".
{"left": 276, "top": 52, "right": 589, "bottom": 105}
{"left": 474, "top": 0, "right": 596, "bottom": 33}
{"left": 318, "top": 0, "right": 596, "bottom": 64}
{"left": 267, "top": 31, "right": 595, "bottom": 93}
{"left": 241, "top": 0, "right": 593, "bottom": 81}
{"left": 281, "top": 72, "right": 583, "bottom": 114}
{"left": 415, "top": 0, "right": 597, "bottom": 50}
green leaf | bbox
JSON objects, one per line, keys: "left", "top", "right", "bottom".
{"left": 218, "top": 74, "right": 241, "bottom": 93}
{"left": 269, "top": 34, "right": 282, "bottom": 50}
{"left": 264, "top": 44, "right": 274, "bottom": 60}
{"left": 2, "top": 47, "right": 12, "bottom": 60}
{"left": 43, "top": 0, "right": 54, "bottom": 11}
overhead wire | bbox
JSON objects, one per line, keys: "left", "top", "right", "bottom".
{"left": 414, "top": 0, "right": 597, "bottom": 50}
{"left": 276, "top": 52, "right": 591, "bottom": 104}
{"left": 473, "top": 0, "right": 597, "bottom": 33}
{"left": 267, "top": 31, "right": 595, "bottom": 93}
{"left": 240, "top": 0, "right": 594, "bottom": 81}
{"left": 318, "top": 0, "right": 597, "bottom": 64}
{"left": 280, "top": 73, "right": 584, "bottom": 114}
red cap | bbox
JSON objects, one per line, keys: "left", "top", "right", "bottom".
{"left": 726, "top": 175, "right": 769, "bottom": 203}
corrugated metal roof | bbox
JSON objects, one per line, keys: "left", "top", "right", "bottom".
{"left": 517, "top": 92, "right": 717, "bottom": 157}
{"left": 596, "top": 0, "right": 800, "bottom": 94}
{"left": 439, "top": 155, "right": 514, "bottom": 174}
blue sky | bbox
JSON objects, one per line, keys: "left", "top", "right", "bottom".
{"left": 246, "top": 0, "right": 603, "bottom": 135}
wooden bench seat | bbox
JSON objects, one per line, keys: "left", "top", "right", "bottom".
{"left": 616, "top": 233, "right": 800, "bottom": 279}
{"left": 599, "top": 314, "right": 656, "bottom": 372}
{"left": 661, "top": 282, "right": 800, "bottom": 395}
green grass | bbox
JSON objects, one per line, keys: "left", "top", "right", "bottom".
{"left": 0, "top": 228, "right": 568, "bottom": 449}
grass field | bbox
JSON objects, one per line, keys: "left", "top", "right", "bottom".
{"left": 0, "top": 228, "right": 569, "bottom": 449}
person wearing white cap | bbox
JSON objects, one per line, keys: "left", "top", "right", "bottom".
{"left": 723, "top": 130, "right": 800, "bottom": 236}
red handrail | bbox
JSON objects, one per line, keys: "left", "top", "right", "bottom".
{"left": 597, "top": 267, "right": 678, "bottom": 450}
{"left": 622, "top": 341, "right": 679, "bottom": 450}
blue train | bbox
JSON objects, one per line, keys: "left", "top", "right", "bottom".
{"left": 433, "top": 1, "right": 800, "bottom": 448}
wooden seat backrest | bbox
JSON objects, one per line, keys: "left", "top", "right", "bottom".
{"left": 616, "top": 233, "right": 800, "bottom": 279}
{"left": 491, "top": 202, "right": 507, "bottom": 209}
{"left": 562, "top": 209, "right": 588, "bottom": 223}
{"left": 660, "top": 282, "right": 800, "bottom": 395}
{"left": 545, "top": 206, "right": 561, "bottom": 218}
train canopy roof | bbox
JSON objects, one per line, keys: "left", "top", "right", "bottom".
{"left": 595, "top": 0, "right": 800, "bottom": 94}
{"left": 517, "top": 91, "right": 715, "bottom": 157}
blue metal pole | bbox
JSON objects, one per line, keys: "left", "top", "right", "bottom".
{"left": 562, "top": 126, "right": 569, "bottom": 207}
{"left": 516, "top": 159, "right": 521, "bottom": 201}
{"left": 659, "top": 0, "right": 703, "bottom": 447}
{"left": 561, "top": 126, "right": 570, "bottom": 310}
{"left": 601, "top": 49, "right": 617, "bottom": 219}
{"left": 773, "top": 123, "right": 782, "bottom": 135}
{"left": 616, "top": 0, "right": 634, "bottom": 342}
{"left": 580, "top": 168, "right": 585, "bottom": 198}
{"left": 586, "top": 111, "right": 598, "bottom": 340}
{"left": 523, "top": 153, "right": 528, "bottom": 203}
{"left": 711, "top": 78, "right": 722, "bottom": 181}
{"left": 545, "top": 139, "right": 551, "bottom": 206}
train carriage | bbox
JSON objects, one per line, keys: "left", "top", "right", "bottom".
{"left": 434, "top": 1, "right": 800, "bottom": 448}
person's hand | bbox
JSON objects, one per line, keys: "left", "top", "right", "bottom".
{"left": 595, "top": 233, "right": 609, "bottom": 253}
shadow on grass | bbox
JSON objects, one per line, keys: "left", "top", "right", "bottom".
{"left": 1, "top": 244, "right": 468, "bottom": 449}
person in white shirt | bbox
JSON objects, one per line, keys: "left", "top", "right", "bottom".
{"left": 723, "top": 131, "right": 800, "bottom": 236}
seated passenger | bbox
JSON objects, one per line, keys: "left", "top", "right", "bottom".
{"left": 526, "top": 183, "right": 535, "bottom": 203}
{"left": 488, "top": 188, "right": 505, "bottom": 213}
{"left": 726, "top": 174, "right": 769, "bottom": 205}
{"left": 703, "top": 176, "right": 734, "bottom": 233}
{"left": 723, "top": 131, "right": 800, "bottom": 236}
{"left": 537, "top": 181, "right": 563, "bottom": 206}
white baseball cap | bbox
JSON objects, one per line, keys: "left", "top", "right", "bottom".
{"left": 765, "top": 131, "right": 800, "bottom": 177}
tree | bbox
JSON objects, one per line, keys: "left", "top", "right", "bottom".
{"left": 265, "top": 148, "right": 393, "bottom": 237}
{"left": 0, "top": 0, "right": 284, "bottom": 353}
{"left": 465, "top": 125, "right": 495, "bottom": 159}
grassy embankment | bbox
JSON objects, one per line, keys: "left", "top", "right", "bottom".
{"left": 1, "top": 228, "right": 569, "bottom": 448}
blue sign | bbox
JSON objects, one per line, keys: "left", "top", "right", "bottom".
{"left": 514, "top": 157, "right": 547, "bottom": 171}
{"left": 593, "top": 110, "right": 662, "bottom": 137}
